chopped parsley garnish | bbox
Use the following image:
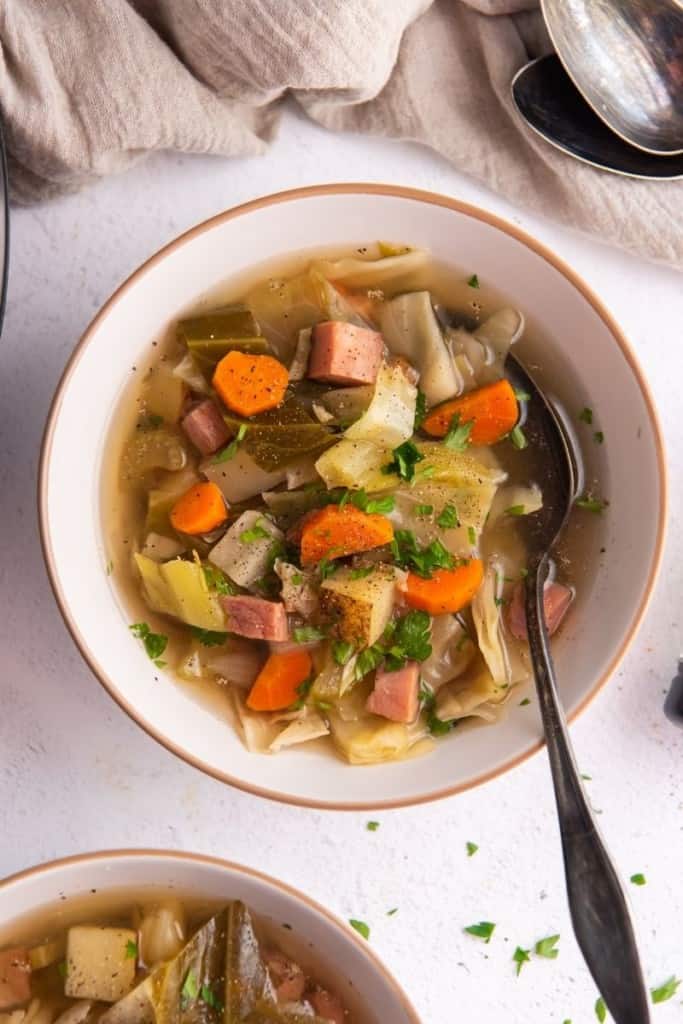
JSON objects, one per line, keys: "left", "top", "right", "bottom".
{"left": 354, "top": 644, "right": 385, "bottom": 682}
{"left": 350, "top": 565, "right": 375, "bottom": 580}
{"left": 630, "top": 873, "right": 646, "bottom": 886}
{"left": 319, "top": 556, "right": 339, "bottom": 580}
{"left": 594, "top": 431, "right": 604, "bottom": 444}
{"left": 349, "top": 919, "right": 370, "bottom": 940}
{"left": 494, "top": 596, "right": 507, "bottom": 607}
{"left": 202, "top": 565, "right": 236, "bottom": 596}
{"left": 138, "top": 413, "right": 164, "bottom": 431}
{"left": 364, "top": 495, "right": 395, "bottom": 515}
{"left": 514, "top": 388, "right": 531, "bottom": 402}
{"left": 466, "top": 841, "right": 479, "bottom": 857}
{"left": 415, "top": 504, "right": 433, "bottom": 517}
{"left": 366, "top": 821, "right": 380, "bottom": 832}
{"left": 505, "top": 504, "right": 526, "bottom": 516}
{"left": 129, "top": 622, "right": 168, "bottom": 667}
{"left": 464, "top": 921, "right": 495, "bottom": 943}
{"left": 513, "top": 946, "right": 531, "bottom": 975}
{"left": 386, "top": 908, "right": 398, "bottom": 916}
{"left": 581, "top": 773, "right": 592, "bottom": 780}
{"left": 414, "top": 389, "right": 427, "bottom": 430}
{"left": 125, "top": 940, "right": 138, "bottom": 959}
{"left": 578, "top": 407, "right": 593, "bottom": 425}
{"left": 651, "top": 977, "right": 681, "bottom": 1004}
{"left": 190, "top": 626, "right": 228, "bottom": 647}
{"left": 292, "top": 625, "right": 326, "bottom": 644}
{"left": 384, "top": 610, "right": 432, "bottom": 670}
{"left": 392, "top": 530, "right": 455, "bottom": 578}
{"left": 444, "top": 414, "right": 473, "bottom": 452}
{"left": 332, "top": 640, "right": 355, "bottom": 666}
{"left": 291, "top": 572, "right": 304, "bottom": 586}
{"left": 288, "top": 674, "right": 314, "bottom": 711}
{"left": 576, "top": 495, "right": 609, "bottom": 514}
{"left": 213, "top": 422, "right": 248, "bottom": 463}
{"left": 467, "top": 526, "right": 477, "bottom": 546}
{"left": 436, "top": 503, "right": 460, "bottom": 528}
{"left": 595, "top": 996, "right": 606, "bottom": 1022}
{"left": 467, "top": 273, "right": 480, "bottom": 289}
{"left": 519, "top": 698, "right": 531, "bottom": 706}
{"left": 240, "top": 522, "right": 271, "bottom": 543}
{"left": 201, "top": 984, "right": 223, "bottom": 1011}
{"left": 510, "top": 425, "right": 528, "bottom": 450}
{"left": 382, "top": 440, "right": 425, "bottom": 482}
{"left": 57, "top": 961, "right": 68, "bottom": 979}
{"left": 535, "top": 934, "right": 560, "bottom": 959}
{"left": 181, "top": 969, "right": 199, "bottom": 1004}
{"left": 419, "top": 682, "right": 456, "bottom": 736}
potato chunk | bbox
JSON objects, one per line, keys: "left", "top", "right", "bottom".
{"left": 320, "top": 565, "right": 399, "bottom": 647}
{"left": 65, "top": 927, "right": 136, "bottom": 1003}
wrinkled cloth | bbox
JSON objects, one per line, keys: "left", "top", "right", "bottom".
{"left": 1, "top": 0, "right": 681, "bottom": 267}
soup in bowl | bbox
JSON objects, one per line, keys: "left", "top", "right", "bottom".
{"left": 40, "top": 185, "right": 665, "bottom": 808}
{"left": 0, "top": 850, "right": 419, "bottom": 1024}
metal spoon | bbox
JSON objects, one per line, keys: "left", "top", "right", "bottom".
{"left": 505, "top": 353, "right": 651, "bottom": 1024}
{"left": 0, "top": 113, "right": 8, "bottom": 336}
{"left": 512, "top": 54, "right": 683, "bottom": 180}
{"left": 541, "top": 0, "right": 683, "bottom": 156}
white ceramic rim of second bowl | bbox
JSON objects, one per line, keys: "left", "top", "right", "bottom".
{"left": 38, "top": 183, "right": 668, "bottom": 810}
{"left": 0, "top": 848, "right": 422, "bottom": 1023}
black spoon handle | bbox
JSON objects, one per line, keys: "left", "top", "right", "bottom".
{"left": 525, "top": 558, "right": 650, "bottom": 1024}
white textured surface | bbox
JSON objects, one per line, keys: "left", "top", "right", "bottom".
{"left": 1, "top": 106, "right": 681, "bottom": 1022}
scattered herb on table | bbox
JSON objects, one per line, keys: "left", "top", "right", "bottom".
{"left": 464, "top": 921, "right": 496, "bottom": 943}
{"left": 366, "top": 821, "right": 380, "bottom": 832}
{"left": 466, "top": 842, "right": 479, "bottom": 857}
{"left": 349, "top": 919, "right": 370, "bottom": 940}
{"left": 630, "top": 873, "right": 646, "bottom": 886}
{"left": 386, "top": 907, "right": 398, "bottom": 916}
{"left": 513, "top": 946, "right": 531, "bottom": 975}
{"left": 651, "top": 977, "right": 681, "bottom": 1004}
{"left": 535, "top": 934, "right": 560, "bottom": 959}
{"left": 595, "top": 996, "right": 606, "bottom": 1022}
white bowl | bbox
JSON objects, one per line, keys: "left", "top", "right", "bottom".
{"left": 40, "top": 184, "right": 666, "bottom": 809}
{"left": 0, "top": 849, "right": 419, "bottom": 1023}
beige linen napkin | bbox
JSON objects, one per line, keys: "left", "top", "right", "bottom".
{"left": 1, "top": 0, "right": 681, "bottom": 266}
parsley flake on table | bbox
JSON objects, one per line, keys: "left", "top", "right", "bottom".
{"left": 444, "top": 414, "right": 473, "bottom": 452}
{"left": 366, "top": 821, "right": 380, "bottom": 832}
{"left": 213, "top": 422, "right": 248, "bottom": 463}
{"left": 386, "top": 907, "right": 398, "bottom": 916}
{"left": 513, "top": 946, "right": 531, "bottom": 975}
{"left": 125, "top": 940, "right": 138, "bottom": 959}
{"left": 466, "top": 841, "right": 479, "bottom": 857}
{"left": 578, "top": 407, "right": 593, "bottom": 425}
{"left": 382, "top": 440, "right": 425, "bottom": 482}
{"left": 349, "top": 919, "right": 370, "bottom": 940}
{"left": 630, "top": 873, "right": 646, "bottom": 886}
{"left": 129, "top": 622, "right": 168, "bottom": 666}
{"left": 651, "top": 976, "right": 681, "bottom": 1004}
{"left": 535, "top": 934, "right": 560, "bottom": 959}
{"left": 190, "top": 626, "right": 228, "bottom": 647}
{"left": 595, "top": 996, "right": 606, "bottom": 1022}
{"left": 464, "top": 921, "right": 495, "bottom": 943}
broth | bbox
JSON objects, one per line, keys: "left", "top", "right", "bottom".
{"left": 102, "top": 243, "right": 601, "bottom": 764}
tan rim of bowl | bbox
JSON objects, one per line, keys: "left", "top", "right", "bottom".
{"left": 0, "top": 848, "right": 422, "bottom": 1023}
{"left": 38, "top": 183, "right": 668, "bottom": 810}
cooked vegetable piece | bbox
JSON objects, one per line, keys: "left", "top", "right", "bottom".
{"left": 366, "top": 661, "right": 419, "bottom": 723}
{"left": 65, "top": 927, "right": 137, "bottom": 1002}
{"left": 139, "top": 902, "right": 186, "bottom": 968}
{"left": 28, "top": 938, "right": 65, "bottom": 972}
{"left": 179, "top": 305, "right": 259, "bottom": 346}
{"left": 202, "top": 450, "right": 288, "bottom": 504}
{"left": 222, "top": 401, "right": 333, "bottom": 472}
{"left": 315, "top": 439, "right": 393, "bottom": 492}
{"left": 213, "top": 352, "right": 288, "bottom": 417}
{"left": 380, "top": 291, "right": 459, "bottom": 406}
{"left": 344, "top": 360, "right": 417, "bottom": 448}
{"left": 141, "top": 532, "right": 186, "bottom": 562}
{"left": 317, "top": 385, "right": 374, "bottom": 424}
{"left": 0, "top": 950, "right": 30, "bottom": 1011}
{"left": 122, "top": 428, "right": 187, "bottom": 482}
{"left": 145, "top": 466, "right": 200, "bottom": 535}
{"left": 320, "top": 565, "right": 399, "bottom": 647}
{"left": 300, "top": 505, "right": 394, "bottom": 565}
{"left": 246, "top": 650, "right": 312, "bottom": 711}
{"left": 435, "top": 655, "right": 507, "bottom": 722}
{"left": 313, "top": 247, "right": 428, "bottom": 287}
{"left": 288, "top": 327, "right": 312, "bottom": 381}
{"left": 404, "top": 559, "right": 484, "bottom": 615}
{"left": 471, "top": 561, "right": 516, "bottom": 686}
{"left": 221, "top": 595, "right": 288, "bottom": 641}
{"left": 209, "top": 511, "right": 283, "bottom": 588}
{"left": 264, "top": 953, "right": 305, "bottom": 1003}
{"left": 142, "top": 367, "right": 187, "bottom": 424}
{"left": 269, "top": 708, "right": 330, "bottom": 751}
{"left": 181, "top": 399, "right": 231, "bottom": 456}
{"left": 134, "top": 554, "right": 226, "bottom": 630}
{"left": 225, "top": 902, "right": 275, "bottom": 1022}
{"left": 423, "top": 379, "right": 518, "bottom": 446}
{"left": 274, "top": 561, "right": 318, "bottom": 617}
{"left": 170, "top": 482, "right": 228, "bottom": 535}
{"left": 308, "top": 321, "right": 384, "bottom": 386}
{"left": 329, "top": 711, "right": 420, "bottom": 765}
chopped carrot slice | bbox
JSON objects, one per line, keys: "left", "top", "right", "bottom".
{"left": 422, "top": 379, "right": 518, "bottom": 446}
{"left": 169, "top": 481, "right": 227, "bottom": 535}
{"left": 246, "top": 650, "right": 313, "bottom": 711}
{"left": 212, "top": 350, "right": 288, "bottom": 417}
{"left": 403, "top": 559, "right": 484, "bottom": 615}
{"left": 300, "top": 505, "right": 394, "bottom": 566}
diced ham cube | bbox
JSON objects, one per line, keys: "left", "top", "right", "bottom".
{"left": 181, "top": 399, "right": 230, "bottom": 455}
{"left": 221, "top": 595, "right": 289, "bottom": 641}
{"left": 307, "top": 321, "right": 384, "bottom": 386}
{"left": 308, "top": 987, "right": 346, "bottom": 1024}
{"left": 0, "top": 949, "right": 30, "bottom": 1011}
{"left": 265, "top": 951, "right": 306, "bottom": 1003}
{"left": 507, "top": 580, "right": 574, "bottom": 641}
{"left": 366, "top": 660, "right": 419, "bottom": 723}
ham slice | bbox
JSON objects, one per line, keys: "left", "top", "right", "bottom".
{"left": 181, "top": 398, "right": 230, "bottom": 455}
{"left": 366, "top": 660, "right": 419, "bottom": 723}
{"left": 307, "top": 321, "right": 383, "bottom": 385}
{"left": 309, "top": 987, "right": 346, "bottom": 1024}
{"left": 0, "top": 949, "right": 30, "bottom": 1011}
{"left": 507, "top": 580, "right": 574, "bottom": 641}
{"left": 264, "top": 951, "right": 306, "bottom": 1003}
{"left": 221, "top": 594, "right": 289, "bottom": 641}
